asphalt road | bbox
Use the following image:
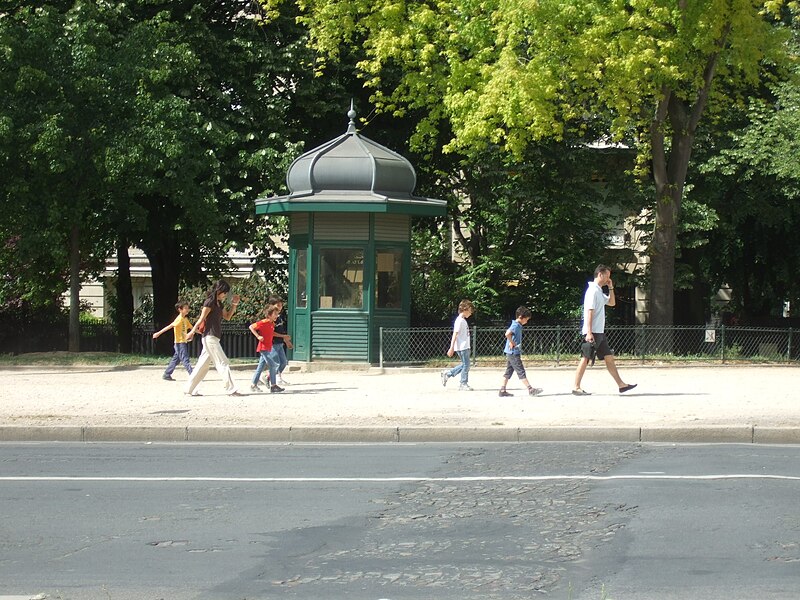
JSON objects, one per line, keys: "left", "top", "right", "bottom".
{"left": 1, "top": 442, "right": 799, "bottom": 600}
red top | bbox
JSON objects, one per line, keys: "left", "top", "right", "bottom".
{"left": 252, "top": 319, "right": 275, "bottom": 353}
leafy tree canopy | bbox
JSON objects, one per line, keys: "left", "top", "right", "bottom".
{"left": 278, "top": 0, "right": 796, "bottom": 325}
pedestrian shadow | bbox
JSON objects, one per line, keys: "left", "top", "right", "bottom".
{"left": 549, "top": 392, "right": 711, "bottom": 397}
{"left": 280, "top": 386, "right": 354, "bottom": 394}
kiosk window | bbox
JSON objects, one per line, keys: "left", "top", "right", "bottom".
{"left": 319, "top": 248, "right": 364, "bottom": 309}
{"left": 376, "top": 250, "right": 402, "bottom": 309}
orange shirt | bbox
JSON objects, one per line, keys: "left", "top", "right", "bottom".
{"left": 252, "top": 319, "right": 275, "bottom": 352}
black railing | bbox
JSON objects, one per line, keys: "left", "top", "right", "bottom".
{"left": 379, "top": 325, "right": 800, "bottom": 367}
{"left": 3, "top": 322, "right": 799, "bottom": 365}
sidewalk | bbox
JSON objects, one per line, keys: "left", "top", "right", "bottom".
{"left": 0, "top": 363, "right": 798, "bottom": 444}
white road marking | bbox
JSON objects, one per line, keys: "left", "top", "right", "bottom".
{"left": 0, "top": 474, "right": 799, "bottom": 483}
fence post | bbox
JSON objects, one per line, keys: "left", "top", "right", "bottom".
{"left": 379, "top": 327, "right": 384, "bottom": 369}
{"left": 556, "top": 325, "right": 561, "bottom": 367}
{"left": 721, "top": 325, "right": 726, "bottom": 364}
{"left": 788, "top": 328, "right": 793, "bottom": 363}
{"left": 640, "top": 324, "right": 646, "bottom": 364}
{"left": 472, "top": 325, "right": 477, "bottom": 366}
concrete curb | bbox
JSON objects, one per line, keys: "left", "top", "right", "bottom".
{"left": 1, "top": 424, "right": 800, "bottom": 444}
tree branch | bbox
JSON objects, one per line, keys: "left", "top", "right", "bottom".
{"left": 689, "top": 22, "right": 732, "bottom": 133}
{"left": 650, "top": 85, "right": 671, "bottom": 192}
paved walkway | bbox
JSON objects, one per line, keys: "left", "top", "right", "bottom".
{"left": 0, "top": 363, "right": 797, "bottom": 443}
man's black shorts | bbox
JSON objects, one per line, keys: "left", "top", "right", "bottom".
{"left": 583, "top": 332, "right": 612, "bottom": 360}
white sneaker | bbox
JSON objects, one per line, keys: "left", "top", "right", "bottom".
{"left": 458, "top": 384, "right": 473, "bottom": 391}
{"left": 278, "top": 375, "right": 290, "bottom": 385}
{"left": 250, "top": 384, "right": 262, "bottom": 393}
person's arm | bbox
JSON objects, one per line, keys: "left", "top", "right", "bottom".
{"left": 606, "top": 278, "right": 616, "bottom": 307}
{"left": 447, "top": 318, "right": 460, "bottom": 357}
{"left": 249, "top": 322, "right": 264, "bottom": 342}
{"left": 223, "top": 294, "right": 240, "bottom": 320}
{"left": 585, "top": 309, "right": 595, "bottom": 343}
{"left": 152, "top": 322, "right": 173, "bottom": 339}
{"left": 186, "top": 306, "right": 211, "bottom": 341}
{"left": 505, "top": 327, "right": 516, "bottom": 350}
{"left": 275, "top": 331, "right": 293, "bottom": 349}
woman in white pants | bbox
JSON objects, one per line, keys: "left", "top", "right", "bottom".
{"left": 185, "top": 280, "right": 243, "bottom": 396}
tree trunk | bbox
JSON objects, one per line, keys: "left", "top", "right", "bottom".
{"left": 648, "top": 185, "right": 680, "bottom": 326}
{"left": 68, "top": 225, "right": 81, "bottom": 352}
{"left": 143, "top": 239, "right": 180, "bottom": 357}
{"left": 115, "top": 240, "right": 134, "bottom": 353}
{"left": 646, "top": 22, "right": 727, "bottom": 326}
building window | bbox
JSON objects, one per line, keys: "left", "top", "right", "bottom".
{"left": 376, "top": 249, "right": 403, "bottom": 309}
{"left": 295, "top": 248, "right": 307, "bottom": 309}
{"left": 318, "top": 248, "right": 364, "bottom": 309}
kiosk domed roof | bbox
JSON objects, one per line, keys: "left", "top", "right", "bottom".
{"left": 255, "top": 106, "right": 445, "bottom": 216}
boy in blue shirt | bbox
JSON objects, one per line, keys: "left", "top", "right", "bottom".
{"left": 499, "top": 306, "right": 543, "bottom": 397}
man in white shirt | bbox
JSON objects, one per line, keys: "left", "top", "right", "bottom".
{"left": 573, "top": 265, "right": 637, "bottom": 396}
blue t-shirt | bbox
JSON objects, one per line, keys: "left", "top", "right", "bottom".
{"left": 504, "top": 320, "right": 523, "bottom": 355}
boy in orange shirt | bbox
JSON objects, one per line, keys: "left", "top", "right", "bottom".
{"left": 248, "top": 305, "right": 284, "bottom": 393}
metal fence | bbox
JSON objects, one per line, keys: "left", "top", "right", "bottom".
{"left": 131, "top": 324, "right": 257, "bottom": 359}
{"left": 3, "top": 322, "right": 259, "bottom": 360}
{"left": 5, "top": 322, "right": 799, "bottom": 366}
{"left": 379, "top": 325, "right": 800, "bottom": 367}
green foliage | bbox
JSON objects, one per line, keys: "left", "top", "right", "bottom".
{"left": 295, "top": 0, "right": 790, "bottom": 158}
{"left": 409, "top": 140, "right": 646, "bottom": 323}
{"left": 690, "top": 67, "right": 800, "bottom": 319}
{"left": 0, "top": 3, "right": 116, "bottom": 312}
{"left": 293, "top": 0, "right": 795, "bottom": 325}
{"left": 1, "top": 1, "right": 349, "bottom": 332}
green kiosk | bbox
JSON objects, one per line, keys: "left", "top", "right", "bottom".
{"left": 254, "top": 107, "right": 446, "bottom": 363}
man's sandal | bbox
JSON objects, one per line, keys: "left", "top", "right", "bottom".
{"left": 572, "top": 388, "right": 591, "bottom": 396}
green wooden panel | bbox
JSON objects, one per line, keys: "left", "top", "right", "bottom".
{"left": 374, "top": 214, "right": 409, "bottom": 241}
{"left": 312, "top": 312, "right": 370, "bottom": 360}
{"left": 314, "top": 213, "right": 369, "bottom": 240}
{"left": 290, "top": 213, "right": 309, "bottom": 235}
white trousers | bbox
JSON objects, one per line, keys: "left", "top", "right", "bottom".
{"left": 185, "top": 335, "right": 238, "bottom": 395}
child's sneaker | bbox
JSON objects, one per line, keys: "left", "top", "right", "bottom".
{"left": 528, "top": 387, "right": 543, "bottom": 396}
{"left": 440, "top": 370, "right": 449, "bottom": 387}
{"left": 250, "top": 384, "right": 262, "bottom": 393}
{"left": 498, "top": 389, "right": 513, "bottom": 397}
{"left": 458, "top": 383, "right": 473, "bottom": 391}
{"left": 270, "top": 384, "right": 285, "bottom": 394}
{"left": 261, "top": 375, "right": 270, "bottom": 387}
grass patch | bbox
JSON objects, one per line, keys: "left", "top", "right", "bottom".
{"left": 0, "top": 352, "right": 162, "bottom": 366}
{"left": 0, "top": 351, "right": 255, "bottom": 367}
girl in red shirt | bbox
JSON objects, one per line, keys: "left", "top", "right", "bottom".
{"left": 248, "top": 305, "right": 283, "bottom": 393}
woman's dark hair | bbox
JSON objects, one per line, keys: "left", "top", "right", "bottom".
{"left": 206, "top": 279, "right": 231, "bottom": 300}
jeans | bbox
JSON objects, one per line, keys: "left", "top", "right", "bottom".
{"left": 164, "top": 342, "right": 192, "bottom": 377}
{"left": 252, "top": 348, "right": 279, "bottom": 386}
{"left": 447, "top": 349, "right": 470, "bottom": 385}
{"left": 273, "top": 343, "right": 288, "bottom": 374}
